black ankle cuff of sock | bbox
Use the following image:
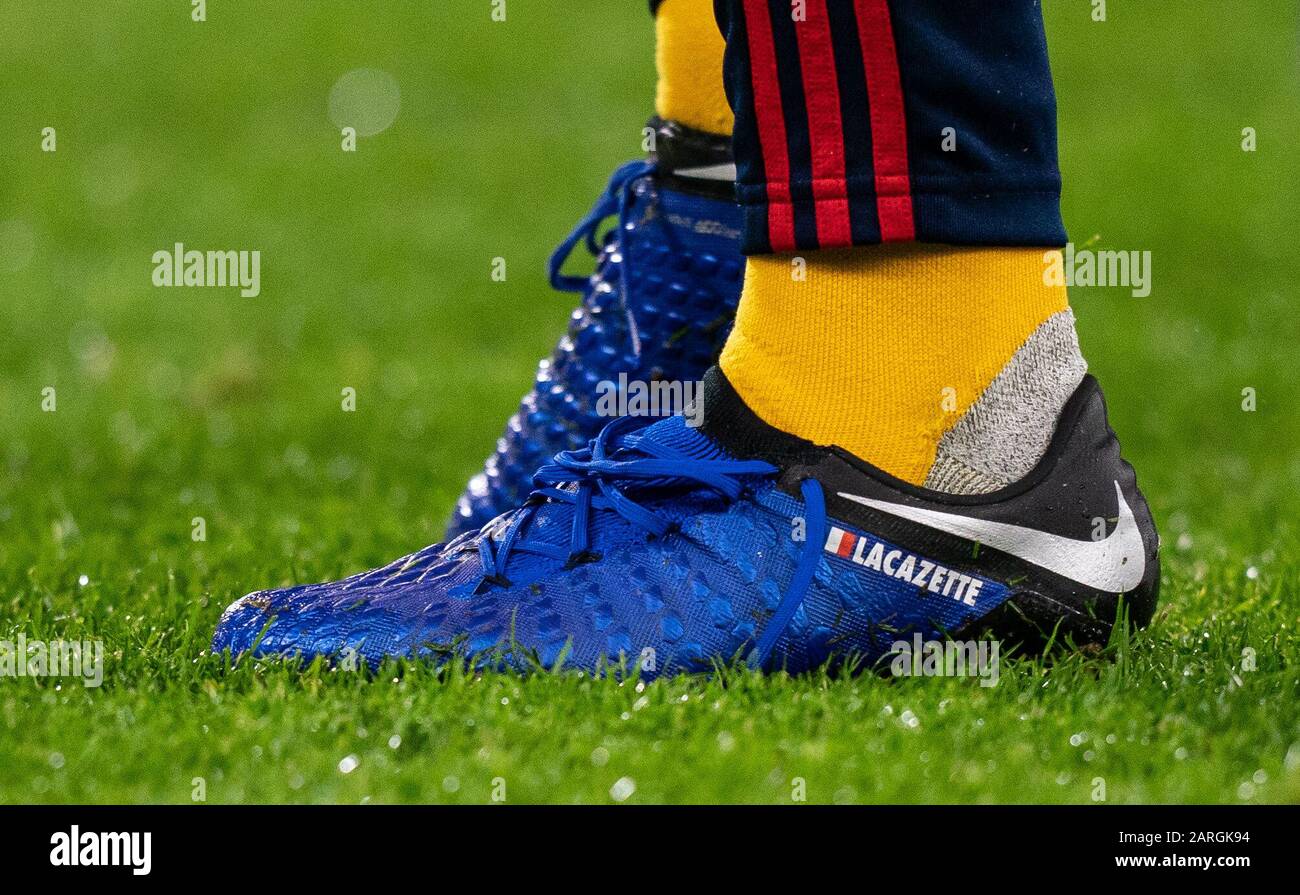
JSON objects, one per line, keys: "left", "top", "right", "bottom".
{"left": 698, "top": 367, "right": 822, "bottom": 466}
{"left": 647, "top": 116, "right": 736, "bottom": 201}
{"left": 702, "top": 365, "right": 1112, "bottom": 506}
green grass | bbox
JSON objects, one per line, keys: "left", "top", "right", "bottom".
{"left": 0, "top": 0, "right": 1297, "bottom": 804}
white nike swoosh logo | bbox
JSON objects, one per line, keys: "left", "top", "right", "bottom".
{"left": 673, "top": 162, "right": 738, "bottom": 182}
{"left": 836, "top": 481, "right": 1146, "bottom": 593}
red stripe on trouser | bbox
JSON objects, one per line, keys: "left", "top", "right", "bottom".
{"left": 853, "top": 0, "right": 916, "bottom": 241}
{"left": 793, "top": 0, "right": 852, "bottom": 246}
{"left": 742, "top": 0, "right": 796, "bottom": 251}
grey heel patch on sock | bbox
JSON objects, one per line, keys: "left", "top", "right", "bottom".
{"left": 924, "top": 309, "right": 1087, "bottom": 495}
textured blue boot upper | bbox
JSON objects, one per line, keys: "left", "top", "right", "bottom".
{"left": 212, "top": 412, "right": 1012, "bottom": 678}
{"left": 447, "top": 161, "right": 744, "bottom": 538}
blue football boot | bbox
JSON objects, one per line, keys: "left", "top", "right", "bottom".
{"left": 214, "top": 367, "right": 1159, "bottom": 677}
{"left": 447, "top": 119, "right": 744, "bottom": 539}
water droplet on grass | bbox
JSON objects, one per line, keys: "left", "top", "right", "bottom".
{"left": 328, "top": 69, "right": 401, "bottom": 136}
{"left": 609, "top": 776, "right": 636, "bottom": 802}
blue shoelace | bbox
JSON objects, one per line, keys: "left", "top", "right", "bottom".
{"left": 475, "top": 415, "right": 828, "bottom": 669}
{"left": 547, "top": 158, "right": 657, "bottom": 359}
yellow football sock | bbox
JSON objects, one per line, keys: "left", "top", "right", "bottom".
{"left": 719, "top": 245, "right": 1072, "bottom": 485}
{"left": 654, "top": 0, "right": 733, "bottom": 136}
